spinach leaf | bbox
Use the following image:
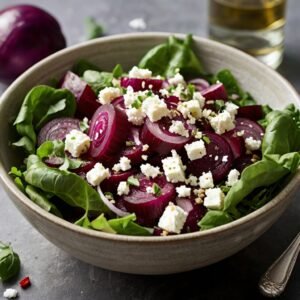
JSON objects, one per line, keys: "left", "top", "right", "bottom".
{"left": 25, "top": 185, "right": 62, "bottom": 217}
{"left": 198, "top": 211, "right": 233, "bottom": 231}
{"left": 83, "top": 70, "right": 113, "bottom": 94}
{"left": 24, "top": 155, "right": 109, "bottom": 213}
{"left": 215, "top": 69, "right": 257, "bottom": 106}
{"left": 90, "top": 214, "right": 152, "bottom": 236}
{"left": 75, "top": 213, "right": 92, "bottom": 228}
{"left": 138, "top": 35, "right": 205, "bottom": 78}
{"left": 13, "top": 85, "right": 76, "bottom": 154}
{"left": 85, "top": 17, "right": 104, "bottom": 40}
{"left": 112, "top": 64, "right": 124, "bottom": 79}
{"left": 72, "top": 59, "right": 102, "bottom": 76}
{"left": 0, "top": 242, "right": 20, "bottom": 282}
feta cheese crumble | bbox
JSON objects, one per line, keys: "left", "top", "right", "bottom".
{"left": 162, "top": 150, "right": 186, "bottom": 183}
{"left": 86, "top": 163, "right": 109, "bottom": 186}
{"left": 142, "top": 144, "right": 149, "bottom": 152}
{"left": 193, "top": 91, "right": 205, "bottom": 108}
{"left": 185, "top": 140, "right": 206, "bottom": 161}
{"left": 176, "top": 185, "right": 191, "bottom": 198}
{"left": 98, "top": 87, "right": 122, "bottom": 105}
{"left": 128, "top": 18, "right": 147, "bottom": 30}
{"left": 209, "top": 110, "right": 235, "bottom": 134}
{"left": 245, "top": 136, "right": 261, "bottom": 151}
{"left": 142, "top": 95, "right": 169, "bottom": 122}
{"left": 169, "top": 120, "right": 189, "bottom": 137}
{"left": 158, "top": 202, "right": 188, "bottom": 234}
{"left": 225, "top": 102, "right": 239, "bottom": 118}
{"left": 126, "top": 107, "right": 145, "bottom": 125}
{"left": 199, "top": 171, "right": 214, "bottom": 189}
{"left": 185, "top": 174, "right": 198, "bottom": 186}
{"left": 117, "top": 181, "right": 130, "bottom": 196}
{"left": 3, "top": 289, "right": 18, "bottom": 299}
{"left": 177, "top": 100, "right": 202, "bottom": 124}
{"left": 168, "top": 73, "right": 185, "bottom": 86}
{"left": 64, "top": 129, "right": 91, "bottom": 158}
{"left": 226, "top": 169, "right": 240, "bottom": 186}
{"left": 204, "top": 188, "right": 225, "bottom": 210}
{"left": 112, "top": 156, "right": 132, "bottom": 172}
{"left": 140, "top": 163, "right": 161, "bottom": 178}
{"left": 128, "top": 66, "right": 151, "bottom": 78}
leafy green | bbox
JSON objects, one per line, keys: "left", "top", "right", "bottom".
{"left": 112, "top": 64, "right": 124, "bottom": 79}
{"left": 85, "top": 17, "right": 104, "bottom": 40}
{"left": 215, "top": 69, "right": 256, "bottom": 106}
{"left": 0, "top": 242, "right": 20, "bottom": 282}
{"left": 90, "top": 214, "right": 116, "bottom": 233}
{"left": 24, "top": 155, "right": 109, "bottom": 213}
{"left": 198, "top": 211, "right": 233, "bottom": 231}
{"left": 83, "top": 70, "right": 113, "bottom": 94}
{"left": 13, "top": 85, "right": 76, "bottom": 154}
{"left": 138, "top": 35, "right": 205, "bottom": 78}
{"left": 72, "top": 59, "right": 102, "bottom": 76}
{"left": 25, "top": 185, "right": 62, "bottom": 217}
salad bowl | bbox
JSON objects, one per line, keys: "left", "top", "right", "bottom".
{"left": 0, "top": 33, "right": 299, "bottom": 274}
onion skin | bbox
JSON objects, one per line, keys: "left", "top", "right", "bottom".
{"left": 0, "top": 5, "right": 66, "bottom": 82}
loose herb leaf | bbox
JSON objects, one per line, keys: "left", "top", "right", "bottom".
{"left": 214, "top": 99, "right": 225, "bottom": 111}
{"left": 0, "top": 242, "right": 20, "bottom": 282}
{"left": 127, "top": 176, "right": 140, "bottom": 187}
{"left": 79, "top": 118, "right": 90, "bottom": 132}
{"left": 85, "top": 17, "right": 104, "bottom": 40}
{"left": 202, "top": 135, "right": 211, "bottom": 144}
{"left": 152, "top": 183, "right": 161, "bottom": 196}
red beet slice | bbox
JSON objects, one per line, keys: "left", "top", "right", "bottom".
{"left": 188, "top": 78, "right": 210, "bottom": 92}
{"left": 61, "top": 71, "right": 100, "bottom": 118}
{"left": 120, "top": 77, "right": 163, "bottom": 92}
{"left": 88, "top": 104, "right": 130, "bottom": 163}
{"left": 164, "top": 96, "right": 180, "bottom": 109}
{"left": 72, "top": 160, "right": 96, "bottom": 174}
{"left": 237, "top": 105, "right": 264, "bottom": 121}
{"left": 201, "top": 83, "right": 227, "bottom": 101}
{"left": 120, "top": 174, "right": 176, "bottom": 226}
{"left": 120, "top": 127, "right": 144, "bottom": 165}
{"left": 111, "top": 96, "right": 126, "bottom": 112}
{"left": 101, "top": 170, "right": 135, "bottom": 192}
{"left": 141, "top": 117, "right": 193, "bottom": 155}
{"left": 234, "top": 154, "right": 254, "bottom": 173}
{"left": 176, "top": 197, "right": 206, "bottom": 233}
{"left": 37, "top": 117, "right": 81, "bottom": 146}
{"left": 234, "top": 118, "right": 265, "bottom": 142}
{"left": 187, "top": 132, "right": 233, "bottom": 182}
{"left": 223, "top": 131, "right": 245, "bottom": 160}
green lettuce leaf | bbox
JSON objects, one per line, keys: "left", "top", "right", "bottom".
{"left": 13, "top": 85, "right": 76, "bottom": 154}
{"left": 138, "top": 35, "right": 205, "bottom": 78}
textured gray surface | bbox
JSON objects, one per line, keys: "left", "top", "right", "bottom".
{"left": 0, "top": 0, "right": 299, "bottom": 299}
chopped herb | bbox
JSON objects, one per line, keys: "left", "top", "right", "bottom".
{"left": 79, "top": 118, "right": 89, "bottom": 132}
{"left": 215, "top": 100, "right": 225, "bottom": 111}
{"left": 132, "top": 98, "right": 143, "bottom": 109}
{"left": 126, "top": 140, "right": 135, "bottom": 147}
{"left": 202, "top": 135, "right": 211, "bottom": 144}
{"left": 220, "top": 185, "right": 231, "bottom": 194}
{"left": 112, "top": 64, "right": 123, "bottom": 79}
{"left": 127, "top": 176, "right": 140, "bottom": 187}
{"left": 146, "top": 91, "right": 153, "bottom": 97}
{"left": 152, "top": 183, "right": 161, "bottom": 196}
{"left": 85, "top": 17, "right": 104, "bottom": 40}
{"left": 187, "top": 83, "right": 195, "bottom": 98}
{"left": 104, "top": 192, "right": 114, "bottom": 200}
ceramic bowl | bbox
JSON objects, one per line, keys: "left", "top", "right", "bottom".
{"left": 0, "top": 33, "right": 299, "bottom": 275}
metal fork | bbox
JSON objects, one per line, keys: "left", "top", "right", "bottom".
{"left": 259, "top": 232, "right": 300, "bottom": 297}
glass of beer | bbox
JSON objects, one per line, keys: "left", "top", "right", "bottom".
{"left": 208, "top": 0, "right": 287, "bottom": 68}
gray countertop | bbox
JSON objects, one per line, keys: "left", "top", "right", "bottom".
{"left": 0, "top": 0, "right": 299, "bottom": 299}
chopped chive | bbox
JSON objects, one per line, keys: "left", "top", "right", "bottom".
{"left": 215, "top": 99, "right": 225, "bottom": 111}
{"left": 127, "top": 176, "right": 140, "bottom": 187}
{"left": 152, "top": 183, "right": 161, "bottom": 196}
{"left": 202, "top": 135, "right": 211, "bottom": 144}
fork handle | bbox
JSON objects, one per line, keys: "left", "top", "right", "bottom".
{"left": 259, "top": 233, "right": 300, "bottom": 297}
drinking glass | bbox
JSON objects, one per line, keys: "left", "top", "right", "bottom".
{"left": 208, "top": 0, "right": 287, "bottom": 68}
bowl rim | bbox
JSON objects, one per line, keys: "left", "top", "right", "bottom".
{"left": 0, "top": 32, "right": 299, "bottom": 243}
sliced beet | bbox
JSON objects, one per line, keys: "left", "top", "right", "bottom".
{"left": 120, "top": 127, "right": 144, "bottom": 165}
{"left": 61, "top": 71, "right": 100, "bottom": 118}
{"left": 176, "top": 197, "right": 206, "bottom": 233}
{"left": 120, "top": 77, "right": 163, "bottom": 92}
{"left": 88, "top": 104, "right": 130, "bottom": 163}
{"left": 201, "top": 83, "right": 227, "bottom": 101}
{"left": 37, "top": 117, "right": 81, "bottom": 146}
{"left": 141, "top": 117, "right": 193, "bottom": 155}
{"left": 188, "top": 78, "right": 210, "bottom": 92}
{"left": 237, "top": 105, "right": 264, "bottom": 121}
{"left": 223, "top": 131, "right": 245, "bottom": 160}
{"left": 234, "top": 154, "right": 254, "bottom": 173}
{"left": 187, "top": 132, "right": 233, "bottom": 182}
{"left": 234, "top": 118, "right": 265, "bottom": 142}
{"left": 120, "top": 174, "right": 176, "bottom": 226}
{"left": 164, "top": 96, "right": 180, "bottom": 109}
{"left": 72, "top": 160, "right": 96, "bottom": 174}
{"left": 111, "top": 96, "right": 126, "bottom": 112}
{"left": 101, "top": 170, "right": 135, "bottom": 192}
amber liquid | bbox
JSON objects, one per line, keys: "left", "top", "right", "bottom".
{"left": 209, "top": 0, "right": 287, "bottom": 68}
